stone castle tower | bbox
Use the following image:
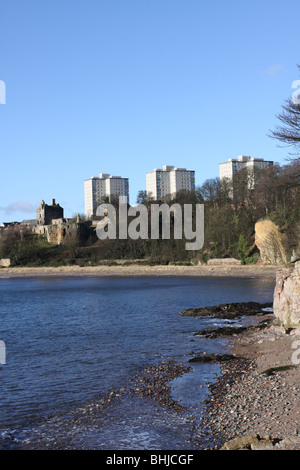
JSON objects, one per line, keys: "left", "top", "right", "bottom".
{"left": 36, "top": 199, "right": 64, "bottom": 226}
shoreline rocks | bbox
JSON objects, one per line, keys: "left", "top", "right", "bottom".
{"left": 193, "top": 320, "right": 271, "bottom": 339}
{"left": 181, "top": 293, "right": 300, "bottom": 450}
{"left": 188, "top": 353, "right": 242, "bottom": 363}
{"left": 201, "top": 316, "right": 300, "bottom": 450}
{"left": 180, "top": 301, "right": 273, "bottom": 318}
{"left": 221, "top": 433, "right": 275, "bottom": 450}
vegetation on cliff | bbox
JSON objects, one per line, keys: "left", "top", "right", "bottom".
{"left": 1, "top": 64, "right": 299, "bottom": 267}
{"left": 0, "top": 157, "right": 299, "bottom": 267}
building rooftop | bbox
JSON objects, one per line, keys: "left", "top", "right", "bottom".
{"left": 85, "top": 174, "right": 128, "bottom": 180}
{"left": 221, "top": 156, "right": 273, "bottom": 165}
{"left": 146, "top": 166, "right": 194, "bottom": 173}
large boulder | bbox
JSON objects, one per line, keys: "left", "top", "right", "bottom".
{"left": 273, "top": 262, "right": 300, "bottom": 330}
{"left": 255, "top": 219, "right": 288, "bottom": 265}
{"left": 221, "top": 434, "right": 275, "bottom": 451}
{"left": 0, "top": 258, "right": 10, "bottom": 267}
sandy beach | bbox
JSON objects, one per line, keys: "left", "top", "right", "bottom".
{"left": 0, "top": 264, "right": 278, "bottom": 279}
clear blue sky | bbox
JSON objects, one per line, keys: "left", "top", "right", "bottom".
{"left": 0, "top": 0, "right": 299, "bottom": 223}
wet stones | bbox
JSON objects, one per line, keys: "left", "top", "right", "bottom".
{"left": 194, "top": 326, "right": 248, "bottom": 338}
{"left": 221, "top": 434, "right": 275, "bottom": 450}
{"left": 194, "top": 320, "right": 272, "bottom": 339}
{"left": 188, "top": 354, "right": 242, "bottom": 363}
{"left": 128, "top": 361, "right": 192, "bottom": 412}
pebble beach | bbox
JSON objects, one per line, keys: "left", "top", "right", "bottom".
{"left": 203, "top": 314, "right": 300, "bottom": 450}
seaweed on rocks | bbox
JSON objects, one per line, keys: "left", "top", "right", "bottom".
{"left": 194, "top": 319, "right": 272, "bottom": 339}
{"left": 188, "top": 353, "right": 242, "bottom": 363}
{"left": 180, "top": 302, "right": 273, "bottom": 319}
{"left": 194, "top": 326, "right": 248, "bottom": 338}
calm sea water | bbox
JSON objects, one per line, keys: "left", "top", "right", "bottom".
{"left": 0, "top": 275, "right": 275, "bottom": 450}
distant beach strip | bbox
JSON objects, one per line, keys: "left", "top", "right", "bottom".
{"left": 0, "top": 264, "right": 277, "bottom": 279}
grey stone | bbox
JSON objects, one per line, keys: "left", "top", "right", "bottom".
{"left": 273, "top": 262, "right": 300, "bottom": 329}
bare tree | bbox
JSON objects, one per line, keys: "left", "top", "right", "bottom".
{"left": 268, "top": 64, "right": 300, "bottom": 158}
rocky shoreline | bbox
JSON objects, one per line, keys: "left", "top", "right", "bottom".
{"left": 113, "top": 302, "right": 300, "bottom": 451}
{"left": 98, "top": 302, "right": 300, "bottom": 451}
{"left": 200, "top": 311, "right": 300, "bottom": 450}
{"left": 180, "top": 301, "right": 273, "bottom": 318}
{"left": 5, "top": 301, "right": 299, "bottom": 451}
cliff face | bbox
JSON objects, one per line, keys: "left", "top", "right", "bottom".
{"left": 273, "top": 262, "right": 300, "bottom": 330}
{"left": 255, "top": 219, "right": 288, "bottom": 265}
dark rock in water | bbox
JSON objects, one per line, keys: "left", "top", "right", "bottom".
{"left": 188, "top": 353, "right": 241, "bottom": 363}
{"left": 180, "top": 302, "right": 273, "bottom": 319}
{"left": 194, "top": 320, "right": 271, "bottom": 339}
{"left": 194, "top": 326, "right": 248, "bottom": 338}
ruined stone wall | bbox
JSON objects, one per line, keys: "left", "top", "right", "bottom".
{"left": 34, "top": 219, "right": 92, "bottom": 245}
{"left": 45, "top": 221, "right": 89, "bottom": 245}
{"left": 44, "top": 205, "right": 63, "bottom": 225}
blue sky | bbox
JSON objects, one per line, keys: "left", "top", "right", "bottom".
{"left": 0, "top": 0, "right": 299, "bottom": 223}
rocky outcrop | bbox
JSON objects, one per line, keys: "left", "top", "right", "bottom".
{"left": 188, "top": 353, "right": 241, "bottom": 363}
{"left": 221, "top": 434, "right": 275, "bottom": 450}
{"left": 180, "top": 302, "right": 273, "bottom": 318}
{"left": 0, "top": 258, "right": 10, "bottom": 267}
{"left": 221, "top": 433, "right": 300, "bottom": 450}
{"left": 273, "top": 262, "right": 300, "bottom": 330}
{"left": 255, "top": 219, "right": 288, "bottom": 265}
